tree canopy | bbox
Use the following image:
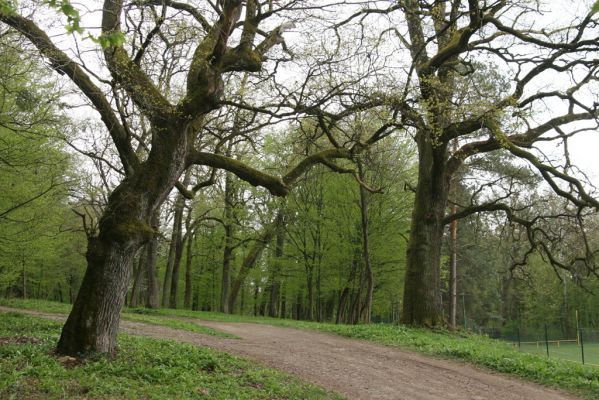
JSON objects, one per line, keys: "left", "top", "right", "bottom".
{"left": 0, "top": 0, "right": 597, "bottom": 357}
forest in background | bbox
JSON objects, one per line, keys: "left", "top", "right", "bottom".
{"left": 1, "top": 0, "right": 599, "bottom": 356}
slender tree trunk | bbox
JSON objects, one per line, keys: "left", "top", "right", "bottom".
{"left": 306, "top": 266, "right": 314, "bottom": 321}
{"left": 336, "top": 288, "right": 349, "bottom": 324}
{"left": 240, "top": 283, "right": 246, "bottom": 314}
{"left": 21, "top": 252, "right": 26, "bottom": 300}
{"left": 163, "top": 181, "right": 187, "bottom": 307}
{"left": 401, "top": 136, "right": 450, "bottom": 327}
{"left": 184, "top": 227, "right": 195, "bottom": 309}
{"left": 227, "top": 212, "right": 281, "bottom": 312}
{"left": 129, "top": 247, "right": 147, "bottom": 307}
{"left": 57, "top": 122, "right": 190, "bottom": 355}
{"left": 268, "top": 212, "right": 285, "bottom": 317}
{"left": 449, "top": 138, "right": 459, "bottom": 329}
{"left": 169, "top": 172, "right": 191, "bottom": 308}
{"left": 145, "top": 211, "right": 160, "bottom": 309}
{"left": 500, "top": 275, "right": 512, "bottom": 324}
{"left": 449, "top": 208, "right": 458, "bottom": 329}
{"left": 169, "top": 226, "right": 186, "bottom": 308}
{"left": 358, "top": 161, "right": 373, "bottom": 323}
{"left": 280, "top": 282, "right": 286, "bottom": 318}
{"left": 253, "top": 279, "right": 260, "bottom": 316}
{"left": 220, "top": 172, "right": 235, "bottom": 313}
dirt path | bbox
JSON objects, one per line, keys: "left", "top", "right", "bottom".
{"left": 0, "top": 307, "right": 583, "bottom": 400}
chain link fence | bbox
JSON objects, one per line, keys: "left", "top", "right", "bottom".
{"left": 476, "top": 321, "right": 599, "bottom": 366}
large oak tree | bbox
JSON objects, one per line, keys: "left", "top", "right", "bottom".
{"left": 0, "top": 0, "right": 381, "bottom": 355}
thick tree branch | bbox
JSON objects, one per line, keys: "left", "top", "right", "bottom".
{"left": 132, "top": 0, "right": 211, "bottom": 31}
{"left": 187, "top": 151, "right": 288, "bottom": 196}
{"left": 187, "top": 148, "right": 354, "bottom": 197}
{"left": 0, "top": 10, "right": 139, "bottom": 175}
{"left": 102, "top": 0, "right": 174, "bottom": 122}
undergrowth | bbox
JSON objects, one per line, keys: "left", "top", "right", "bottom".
{"left": 0, "top": 311, "right": 341, "bottom": 400}
{"left": 3, "top": 298, "right": 599, "bottom": 399}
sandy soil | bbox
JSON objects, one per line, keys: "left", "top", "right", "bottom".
{"left": 0, "top": 307, "right": 583, "bottom": 400}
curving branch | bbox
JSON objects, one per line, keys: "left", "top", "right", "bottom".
{"left": 187, "top": 150, "right": 288, "bottom": 196}
{"left": 132, "top": 0, "right": 211, "bottom": 32}
{"left": 101, "top": 0, "right": 174, "bottom": 122}
{"left": 187, "top": 147, "right": 354, "bottom": 197}
{"left": 0, "top": 10, "right": 139, "bottom": 175}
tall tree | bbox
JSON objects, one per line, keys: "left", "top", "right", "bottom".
{"left": 1, "top": 1, "right": 375, "bottom": 355}
{"left": 336, "top": 1, "right": 599, "bottom": 326}
{"left": 0, "top": 28, "right": 84, "bottom": 300}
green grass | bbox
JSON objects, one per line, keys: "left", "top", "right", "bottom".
{"left": 121, "top": 313, "right": 237, "bottom": 338}
{"left": 0, "top": 298, "right": 234, "bottom": 338}
{"left": 0, "top": 298, "right": 72, "bottom": 313}
{"left": 0, "top": 312, "right": 342, "bottom": 400}
{"left": 3, "top": 299, "right": 599, "bottom": 399}
{"left": 517, "top": 342, "right": 599, "bottom": 366}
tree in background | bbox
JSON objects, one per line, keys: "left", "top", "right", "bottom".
{"left": 0, "top": 28, "right": 85, "bottom": 302}
{"left": 335, "top": 1, "right": 599, "bottom": 326}
{"left": 1, "top": 0, "right": 396, "bottom": 355}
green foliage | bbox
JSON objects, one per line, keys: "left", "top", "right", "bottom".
{"left": 90, "top": 31, "right": 126, "bottom": 49}
{"left": 0, "top": 33, "right": 86, "bottom": 299}
{"left": 123, "top": 311, "right": 237, "bottom": 338}
{"left": 593, "top": 1, "right": 599, "bottom": 13}
{"left": 0, "top": 299, "right": 235, "bottom": 338}
{"left": 5, "top": 299, "right": 599, "bottom": 398}
{"left": 42, "top": 1, "right": 126, "bottom": 48}
{"left": 0, "top": 0, "right": 15, "bottom": 15}
{"left": 108, "top": 307, "right": 599, "bottom": 400}
{"left": 0, "top": 313, "right": 342, "bottom": 399}
{"left": 43, "top": 0, "right": 83, "bottom": 34}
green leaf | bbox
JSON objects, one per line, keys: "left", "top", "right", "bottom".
{"left": 0, "top": 0, "right": 16, "bottom": 15}
{"left": 43, "top": 0, "right": 83, "bottom": 34}
{"left": 89, "top": 31, "right": 126, "bottom": 49}
{"left": 593, "top": 1, "right": 599, "bottom": 13}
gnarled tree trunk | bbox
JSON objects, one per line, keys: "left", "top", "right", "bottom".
{"left": 401, "top": 135, "right": 450, "bottom": 327}
{"left": 57, "top": 124, "right": 190, "bottom": 355}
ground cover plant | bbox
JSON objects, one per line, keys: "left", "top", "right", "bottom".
{"left": 0, "top": 299, "right": 233, "bottom": 338}
{"left": 0, "top": 311, "right": 341, "bottom": 400}
{"left": 2, "top": 299, "right": 599, "bottom": 399}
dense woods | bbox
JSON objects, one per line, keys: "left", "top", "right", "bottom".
{"left": 1, "top": 0, "right": 598, "bottom": 357}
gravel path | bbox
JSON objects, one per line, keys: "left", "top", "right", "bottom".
{"left": 0, "top": 307, "right": 583, "bottom": 400}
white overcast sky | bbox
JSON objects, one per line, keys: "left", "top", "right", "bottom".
{"left": 41, "top": 0, "right": 599, "bottom": 189}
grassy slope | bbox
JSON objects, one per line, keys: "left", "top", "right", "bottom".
{"left": 0, "top": 298, "right": 234, "bottom": 338}
{"left": 0, "top": 312, "right": 341, "bottom": 400}
{"left": 2, "top": 299, "right": 599, "bottom": 399}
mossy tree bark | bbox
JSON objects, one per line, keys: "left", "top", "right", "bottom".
{"left": 58, "top": 125, "right": 189, "bottom": 354}
{"left": 400, "top": 134, "right": 450, "bottom": 326}
{"left": 36, "top": 0, "right": 298, "bottom": 354}
{"left": 2, "top": 0, "right": 408, "bottom": 354}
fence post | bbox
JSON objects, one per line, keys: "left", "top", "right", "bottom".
{"left": 544, "top": 324, "right": 550, "bottom": 358}
{"left": 462, "top": 292, "right": 467, "bottom": 330}
{"left": 580, "top": 327, "right": 585, "bottom": 365}
{"left": 517, "top": 326, "right": 521, "bottom": 349}
{"left": 576, "top": 310, "right": 580, "bottom": 346}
